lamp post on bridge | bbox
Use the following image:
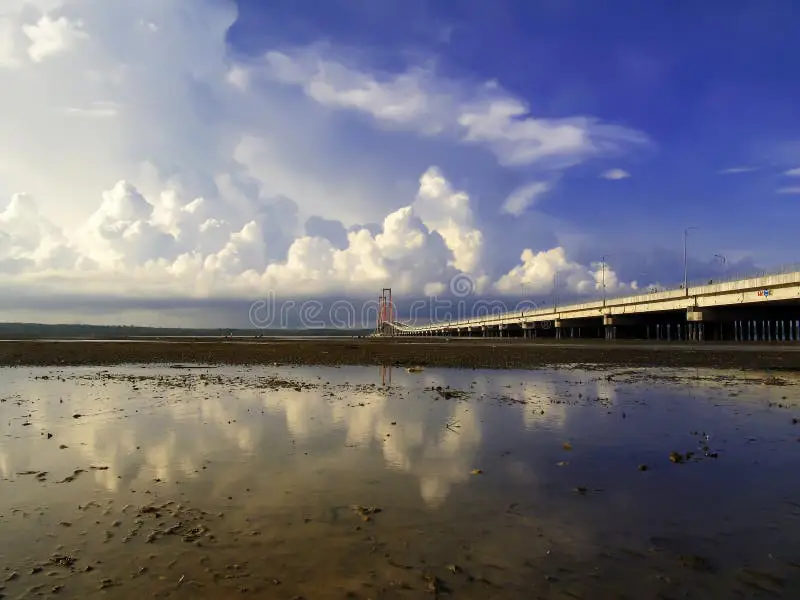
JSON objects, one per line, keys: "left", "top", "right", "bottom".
{"left": 683, "top": 226, "right": 698, "bottom": 297}
{"left": 601, "top": 254, "right": 614, "bottom": 307}
{"left": 553, "top": 271, "right": 559, "bottom": 313}
{"left": 713, "top": 254, "right": 726, "bottom": 282}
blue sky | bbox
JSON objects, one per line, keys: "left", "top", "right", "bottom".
{"left": 0, "top": 0, "right": 799, "bottom": 326}
{"left": 232, "top": 0, "right": 799, "bottom": 269}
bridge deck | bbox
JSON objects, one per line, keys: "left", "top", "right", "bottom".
{"left": 383, "top": 270, "right": 800, "bottom": 340}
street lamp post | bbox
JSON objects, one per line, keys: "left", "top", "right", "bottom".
{"left": 713, "top": 254, "right": 726, "bottom": 282}
{"left": 683, "top": 227, "right": 698, "bottom": 297}
{"left": 601, "top": 254, "right": 614, "bottom": 307}
{"left": 553, "top": 272, "right": 558, "bottom": 312}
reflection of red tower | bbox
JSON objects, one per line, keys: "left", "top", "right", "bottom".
{"left": 380, "top": 364, "right": 392, "bottom": 386}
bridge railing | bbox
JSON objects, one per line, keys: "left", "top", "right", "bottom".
{"left": 560, "top": 262, "right": 800, "bottom": 310}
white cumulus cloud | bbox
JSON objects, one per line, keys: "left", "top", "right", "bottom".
{"left": 0, "top": 167, "right": 479, "bottom": 299}
{"left": 494, "top": 247, "right": 637, "bottom": 296}
{"left": 413, "top": 167, "right": 483, "bottom": 275}
{"left": 23, "top": 14, "right": 87, "bottom": 62}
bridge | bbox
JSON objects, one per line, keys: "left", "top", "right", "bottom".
{"left": 376, "top": 267, "right": 800, "bottom": 342}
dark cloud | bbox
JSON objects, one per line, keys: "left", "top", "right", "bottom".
{"left": 305, "top": 216, "right": 348, "bottom": 249}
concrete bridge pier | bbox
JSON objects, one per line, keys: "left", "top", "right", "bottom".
{"left": 603, "top": 315, "right": 640, "bottom": 340}
{"left": 687, "top": 309, "right": 727, "bottom": 341}
{"left": 686, "top": 308, "right": 792, "bottom": 342}
{"left": 554, "top": 318, "right": 587, "bottom": 340}
{"left": 685, "top": 320, "right": 703, "bottom": 341}
{"left": 602, "top": 316, "right": 613, "bottom": 340}
{"left": 685, "top": 309, "right": 696, "bottom": 341}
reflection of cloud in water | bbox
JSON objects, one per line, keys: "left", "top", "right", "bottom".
{"left": 0, "top": 365, "right": 634, "bottom": 506}
{"left": 387, "top": 402, "right": 482, "bottom": 508}
{"left": 0, "top": 453, "right": 11, "bottom": 482}
{"left": 519, "top": 380, "right": 564, "bottom": 430}
{"left": 0, "top": 367, "right": 487, "bottom": 507}
{"left": 6, "top": 365, "right": 786, "bottom": 510}
{"left": 266, "top": 378, "right": 484, "bottom": 508}
{"left": 0, "top": 374, "right": 244, "bottom": 489}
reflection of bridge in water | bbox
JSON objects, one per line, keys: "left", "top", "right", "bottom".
{"left": 377, "top": 268, "right": 800, "bottom": 341}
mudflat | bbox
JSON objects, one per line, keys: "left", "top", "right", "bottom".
{"left": 1, "top": 337, "right": 800, "bottom": 370}
{"left": 1, "top": 364, "right": 799, "bottom": 599}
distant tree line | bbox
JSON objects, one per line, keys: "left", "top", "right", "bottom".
{"left": 0, "top": 322, "right": 371, "bottom": 339}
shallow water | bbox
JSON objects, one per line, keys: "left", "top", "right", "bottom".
{"left": 1, "top": 364, "right": 799, "bottom": 599}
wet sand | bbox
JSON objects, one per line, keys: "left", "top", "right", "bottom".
{"left": 3, "top": 337, "right": 800, "bottom": 370}
{"left": 1, "top": 364, "right": 799, "bottom": 598}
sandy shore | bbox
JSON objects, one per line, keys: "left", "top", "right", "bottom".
{"left": 1, "top": 337, "right": 800, "bottom": 370}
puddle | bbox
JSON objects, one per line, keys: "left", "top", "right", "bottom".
{"left": 1, "top": 364, "right": 799, "bottom": 598}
